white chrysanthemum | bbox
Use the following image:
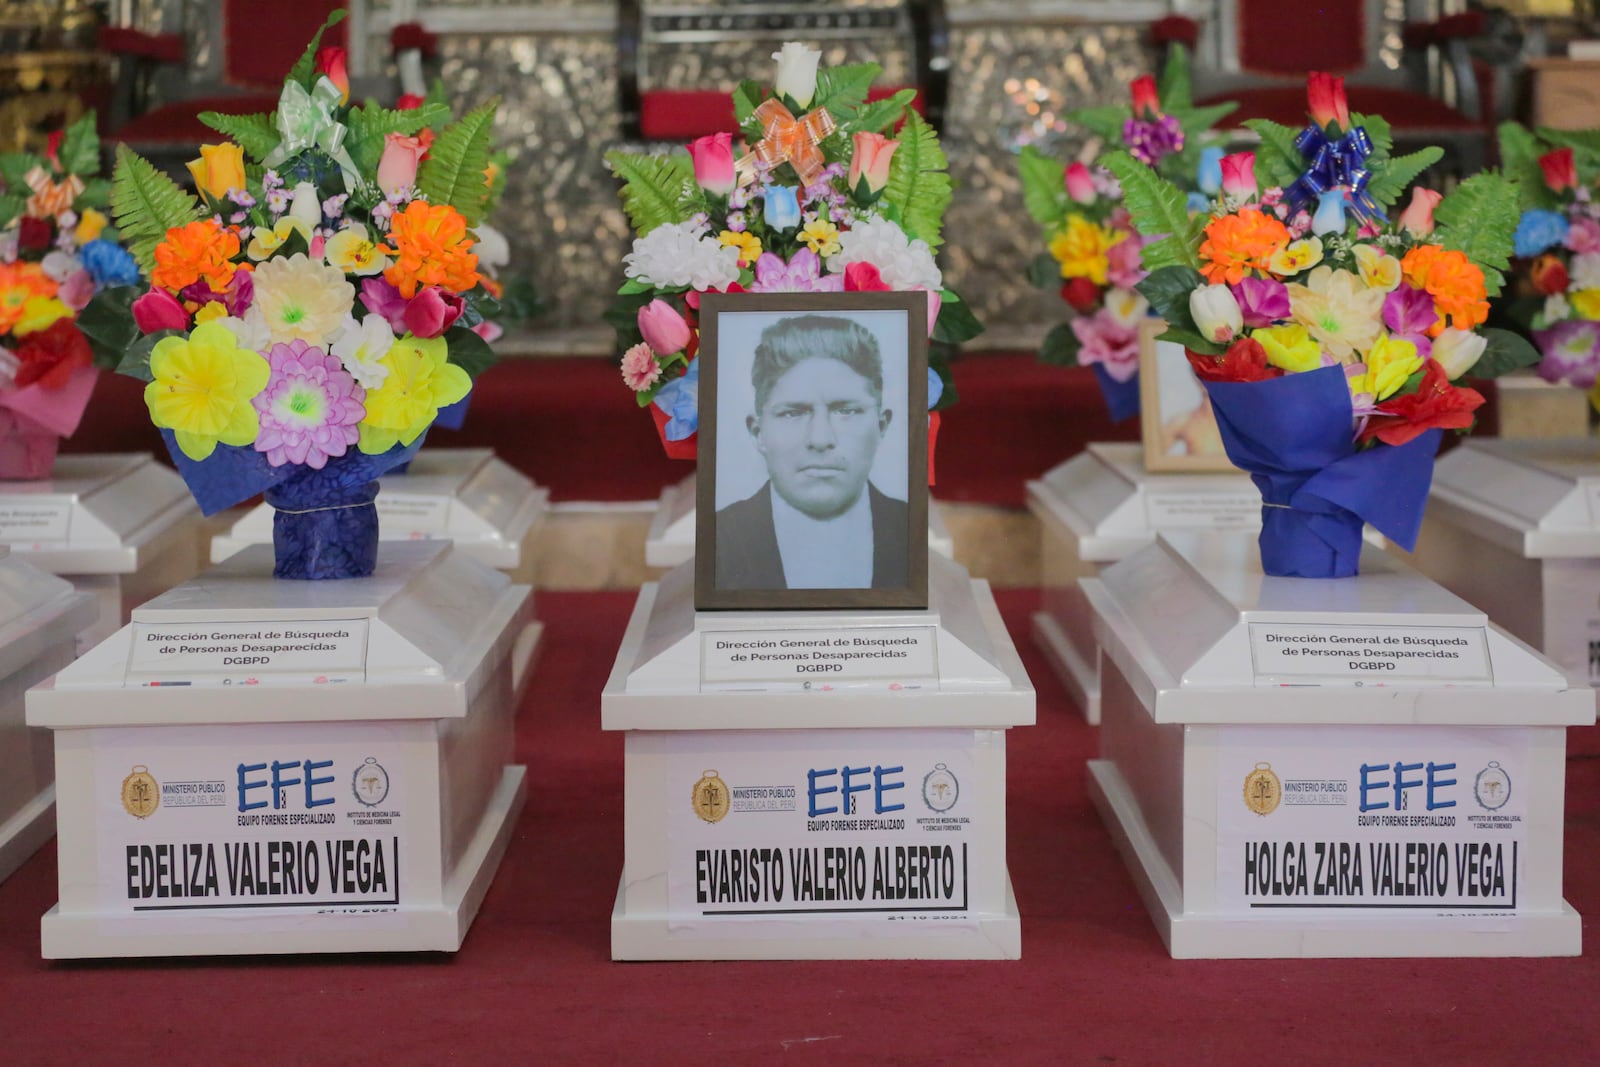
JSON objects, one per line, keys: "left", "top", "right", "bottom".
{"left": 215, "top": 305, "right": 272, "bottom": 353}
{"left": 253, "top": 253, "right": 355, "bottom": 345}
{"left": 828, "top": 215, "right": 942, "bottom": 292}
{"left": 1571, "top": 252, "right": 1600, "bottom": 291}
{"left": 623, "top": 220, "right": 741, "bottom": 291}
{"left": 1545, "top": 293, "right": 1572, "bottom": 324}
{"left": 330, "top": 314, "right": 394, "bottom": 391}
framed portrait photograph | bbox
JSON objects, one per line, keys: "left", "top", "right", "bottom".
{"left": 1138, "top": 319, "right": 1238, "bottom": 473}
{"left": 695, "top": 291, "right": 930, "bottom": 611}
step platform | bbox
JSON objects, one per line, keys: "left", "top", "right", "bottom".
{"left": 602, "top": 553, "right": 1034, "bottom": 959}
{"left": 0, "top": 454, "right": 204, "bottom": 654}
{"left": 1083, "top": 534, "right": 1594, "bottom": 958}
{"left": 1409, "top": 438, "right": 1600, "bottom": 690}
{"left": 0, "top": 548, "right": 96, "bottom": 883}
{"left": 1027, "top": 443, "right": 1259, "bottom": 723}
{"left": 25, "top": 541, "right": 535, "bottom": 958}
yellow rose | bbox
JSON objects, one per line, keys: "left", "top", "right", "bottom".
{"left": 186, "top": 143, "right": 247, "bottom": 201}
{"left": 1254, "top": 323, "right": 1323, "bottom": 373}
{"left": 1570, "top": 289, "right": 1600, "bottom": 321}
{"left": 74, "top": 208, "right": 108, "bottom": 245}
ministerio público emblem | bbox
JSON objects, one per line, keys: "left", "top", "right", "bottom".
{"left": 691, "top": 770, "right": 730, "bottom": 824}
{"left": 1242, "top": 762, "right": 1281, "bottom": 816}
{"left": 121, "top": 765, "right": 160, "bottom": 819}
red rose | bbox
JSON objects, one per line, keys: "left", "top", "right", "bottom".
{"left": 1531, "top": 253, "right": 1569, "bottom": 296}
{"left": 396, "top": 93, "right": 426, "bottom": 110}
{"left": 12, "top": 319, "right": 92, "bottom": 390}
{"left": 1060, "top": 277, "right": 1102, "bottom": 313}
{"left": 1187, "top": 338, "right": 1283, "bottom": 383}
{"left": 1360, "top": 360, "right": 1485, "bottom": 446}
{"left": 17, "top": 216, "right": 51, "bottom": 252}
{"left": 1539, "top": 147, "right": 1577, "bottom": 194}
{"left": 1306, "top": 71, "right": 1350, "bottom": 132}
{"left": 1129, "top": 75, "right": 1160, "bottom": 118}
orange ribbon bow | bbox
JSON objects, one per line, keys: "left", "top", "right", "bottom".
{"left": 737, "top": 97, "right": 837, "bottom": 187}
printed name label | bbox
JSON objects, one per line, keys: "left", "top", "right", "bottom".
{"left": 127, "top": 619, "right": 369, "bottom": 686}
{"left": 375, "top": 492, "right": 451, "bottom": 537}
{"left": 1248, "top": 623, "right": 1491, "bottom": 686}
{"left": 0, "top": 496, "right": 72, "bottom": 544}
{"left": 1143, "top": 491, "right": 1260, "bottom": 530}
{"left": 701, "top": 626, "right": 937, "bottom": 690}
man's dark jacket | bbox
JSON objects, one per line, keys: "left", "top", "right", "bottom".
{"left": 714, "top": 482, "right": 908, "bottom": 590}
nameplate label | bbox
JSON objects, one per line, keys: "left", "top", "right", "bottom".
{"left": 0, "top": 496, "right": 72, "bottom": 545}
{"left": 376, "top": 493, "right": 451, "bottom": 537}
{"left": 701, "top": 626, "right": 938, "bottom": 691}
{"left": 1249, "top": 623, "right": 1492, "bottom": 686}
{"left": 126, "top": 620, "right": 370, "bottom": 687}
{"left": 1143, "top": 491, "right": 1260, "bottom": 531}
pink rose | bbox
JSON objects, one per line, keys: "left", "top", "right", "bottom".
{"left": 637, "top": 298, "right": 691, "bottom": 355}
{"left": 847, "top": 132, "right": 898, "bottom": 197}
{"left": 377, "top": 133, "right": 429, "bottom": 197}
{"left": 1106, "top": 234, "right": 1146, "bottom": 289}
{"left": 1064, "top": 162, "right": 1096, "bottom": 205}
{"left": 1220, "top": 152, "right": 1256, "bottom": 200}
{"left": 1397, "top": 187, "right": 1443, "bottom": 238}
{"left": 59, "top": 269, "right": 96, "bottom": 312}
{"left": 687, "top": 132, "right": 736, "bottom": 196}
{"left": 131, "top": 288, "right": 189, "bottom": 334}
{"left": 1567, "top": 214, "right": 1600, "bottom": 255}
{"left": 402, "top": 286, "right": 465, "bottom": 338}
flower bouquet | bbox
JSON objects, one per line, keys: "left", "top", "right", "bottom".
{"left": 1497, "top": 123, "right": 1600, "bottom": 398}
{"left": 1018, "top": 45, "right": 1237, "bottom": 420}
{"left": 605, "top": 42, "right": 981, "bottom": 465}
{"left": 0, "top": 113, "right": 138, "bottom": 479}
{"left": 79, "top": 11, "right": 501, "bottom": 579}
{"left": 1107, "top": 72, "right": 1536, "bottom": 579}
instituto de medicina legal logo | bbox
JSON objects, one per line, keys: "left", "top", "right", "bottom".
{"left": 1474, "top": 761, "right": 1512, "bottom": 811}
{"left": 352, "top": 757, "right": 390, "bottom": 807}
{"left": 121, "top": 765, "right": 160, "bottom": 819}
{"left": 1242, "top": 762, "right": 1281, "bottom": 816}
{"left": 691, "top": 769, "right": 730, "bottom": 824}
{"left": 922, "top": 763, "right": 959, "bottom": 812}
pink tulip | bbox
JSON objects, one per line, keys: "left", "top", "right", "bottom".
{"left": 1397, "top": 187, "right": 1443, "bottom": 237}
{"left": 377, "top": 133, "right": 429, "bottom": 197}
{"left": 687, "top": 132, "right": 736, "bottom": 196}
{"left": 637, "top": 298, "right": 691, "bottom": 355}
{"left": 1220, "top": 152, "right": 1256, "bottom": 200}
{"left": 1307, "top": 71, "right": 1350, "bottom": 131}
{"left": 1064, "top": 162, "right": 1096, "bottom": 205}
{"left": 132, "top": 288, "right": 189, "bottom": 334}
{"left": 848, "top": 132, "right": 898, "bottom": 197}
{"left": 361, "top": 276, "right": 411, "bottom": 332}
{"left": 402, "top": 286, "right": 465, "bottom": 339}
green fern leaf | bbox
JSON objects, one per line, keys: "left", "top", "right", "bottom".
{"left": 1157, "top": 43, "right": 1193, "bottom": 112}
{"left": 1066, "top": 104, "right": 1128, "bottom": 144}
{"left": 58, "top": 111, "right": 100, "bottom": 176}
{"left": 1175, "top": 102, "right": 1238, "bottom": 137}
{"left": 1434, "top": 171, "right": 1520, "bottom": 298}
{"left": 286, "top": 9, "right": 348, "bottom": 89}
{"left": 1350, "top": 113, "right": 1393, "bottom": 162}
{"left": 1499, "top": 122, "right": 1558, "bottom": 212}
{"left": 109, "top": 144, "right": 204, "bottom": 272}
{"left": 417, "top": 100, "right": 499, "bottom": 227}
{"left": 605, "top": 150, "right": 699, "bottom": 234}
{"left": 345, "top": 102, "right": 451, "bottom": 175}
{"left": 881, "top": 109, "right": 951, "bottom": 250}
{"left": 1017, "top": 146, "right": 1069, "bottom": 228}
{"left": 813, "top": 63, "right": 879, "bottom": 118}
{"left": 198, "top": 111, "right": 280, "bottom": 161}
{"left": 1102, "top": 151, "right": 1201, "bottom": 272}
{"left": 1242, "top": 119, "right": 1304, "bottom": 190}
{"left": 1364, "top": 147, "right": 1444, "bottom": 209}
{"left": 844, "top": 89, "right": 916, "bottom": 135}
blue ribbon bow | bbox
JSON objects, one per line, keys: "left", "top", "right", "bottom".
{"left": 1285, "top": 124, "right": 1385, "bottom": 227}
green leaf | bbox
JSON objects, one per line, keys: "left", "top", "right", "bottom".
{"left": 0, "top": 152, "right": 43, "bottom": 191}
{"left": 881, "top": 109, "right": 951, "bottom": 249}
{"left": 932, "top": 296, "right": 983, "bottom": 344}
{"left": 1038, "top": 321, "right": 1081, "bottom": 367}
{"left": 845, "top": 89, "right": 916, "bottom": 135}
{"left": 58, "top": 111, "right": 100, "bottom": 176}
{"left": 1136, "top": 264, "right": 1205, "bottom": 325}
{"left": 345, "top": 101, "right": 450, "bottom": 175}
{"left": 109, "top": 143, "right": 204, "bottom": 272}
{"left": 1434, "top": 171, "right": 1520, "bottom": 298}
{"left": 1350, "top": 113, "right": 1393, "bottom": 161}
{"left": 733, "top": 79, "right": 766, "bottom": 125}
{"left": 443, "top": 326, "right": 497, "bottom": 377}
{"left": 605, "top": 150, "right": 700, "bottom": 235}
{"left": 417, "top": 99, "right": 499, "bottom": 227}
{"left": 1158, "top": 43, "right": 1192, "bottom": 112}
{"left": 1026, "top": 252, "right": 1060, "bottom": 290}
{"left": 1101, "top": 151, "right": 1201, "bottom": 271}
{"left": 0, "top": 194, "right": 22, "bottom": 228}
{"left": 1017, "top": 145, "right": 1069, "bottom": 228}
{"left": 1499, "top": 122, "right": 1558, "bottom": 212}
{"left": 1175, "top": 102, "right": 1238, "bottom": 138}
{"left": 76, "top": 286, "right": 142, "bottom": 368}
{"left": 604, "top": 290, "right": 654, "bottom": 352}
{"left": 1470, "top": 327, "right": 1542, "bottom": 379}
{"left": 1364, "top": 147, "right": 1444, "bottom": 209}
{"left": 1242, "top": 119, "right": 1304, "bottom": 190}
{"left": 286, "top": 9, "right": 348, "bottom": 90}
{"left": 116, "top": 329, "right": 181, "bottom": 382}
{"left": 197, "top": 111, "right": 280, "bottom": 161}
{"left": 618, "top": 276, "right": 654, "bottom": 295}
{"left": 77, "top": 177, "right": 111, "bottom": 209}
{"left": 1534, "top": 126, "right": 1600, "bottom": 160}
{"left": 494, "top": 274, "right": 543, "bottom": 325}
{"left": 812, "top": 62, "right": 879, "bottom": 118}
{"left": 1158, "top": 325, "right": 1222, "bottom": 354}
{"left": 1066, "top": 104, "right": 1127, "bottom": 144}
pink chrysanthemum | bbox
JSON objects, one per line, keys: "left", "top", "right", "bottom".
{"left": 621, "top": 342, "right": 662, "bottom": 392}
{"left": 252, "top": 340, "right": 366, "bottom": 468}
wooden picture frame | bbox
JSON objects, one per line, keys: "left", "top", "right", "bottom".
{"left": 694, "top": 291, "right": 930, "bottom": 611}
{"left": 1138, "top": 318, "right": 1238, "bottom": 473}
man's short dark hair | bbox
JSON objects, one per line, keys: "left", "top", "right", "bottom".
{"left": 751, "top": 315, "right": 883, "bottom": 411}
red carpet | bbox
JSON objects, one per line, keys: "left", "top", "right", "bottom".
{"left": 1, "top": 590, "right": 1595, "bottom": 1064}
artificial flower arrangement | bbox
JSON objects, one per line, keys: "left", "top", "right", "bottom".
{"left": 1017, "top": 44, "right": 1236, "bottom": 420}
{"left": 1106, "top": 71, "right": 1536, "bottom": 579}
{"left": 78, "top": 11, "right": 502, "bottom": 579}
{"left": 1497, "top": 122, "right": 1600, "bottom": 400}
{"left": 605, "top": 41, "right": 981, "bottom": 462}
{"left": 0, "top": 113, "right": 139, "bottom": 479}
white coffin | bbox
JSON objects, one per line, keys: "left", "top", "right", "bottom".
{"left": 0, "top": 548, "right": 96, "bottom": 882}
{"left": 1411, "top": 438, "right": 1600, "bottom": 689}
{"left": 1084, "top": 534, "right": 1593, "bottom": 959}
{"left": 0, "top": 454, "right": 203, "bottom": 653}
{"left": 211, "top": 449, "right": 549, "bottom": 584}
{"left": 1027, "top": 443, "right": 1260, "bottom": 723}
{"left": 645, "top": 473, "right": 956, "bottom": 568}
{"left": 602, "top": 553, "right": 1034, "bottom": 959}
{"left": 26, "top": 541, "right": 535, "bottom": 958}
